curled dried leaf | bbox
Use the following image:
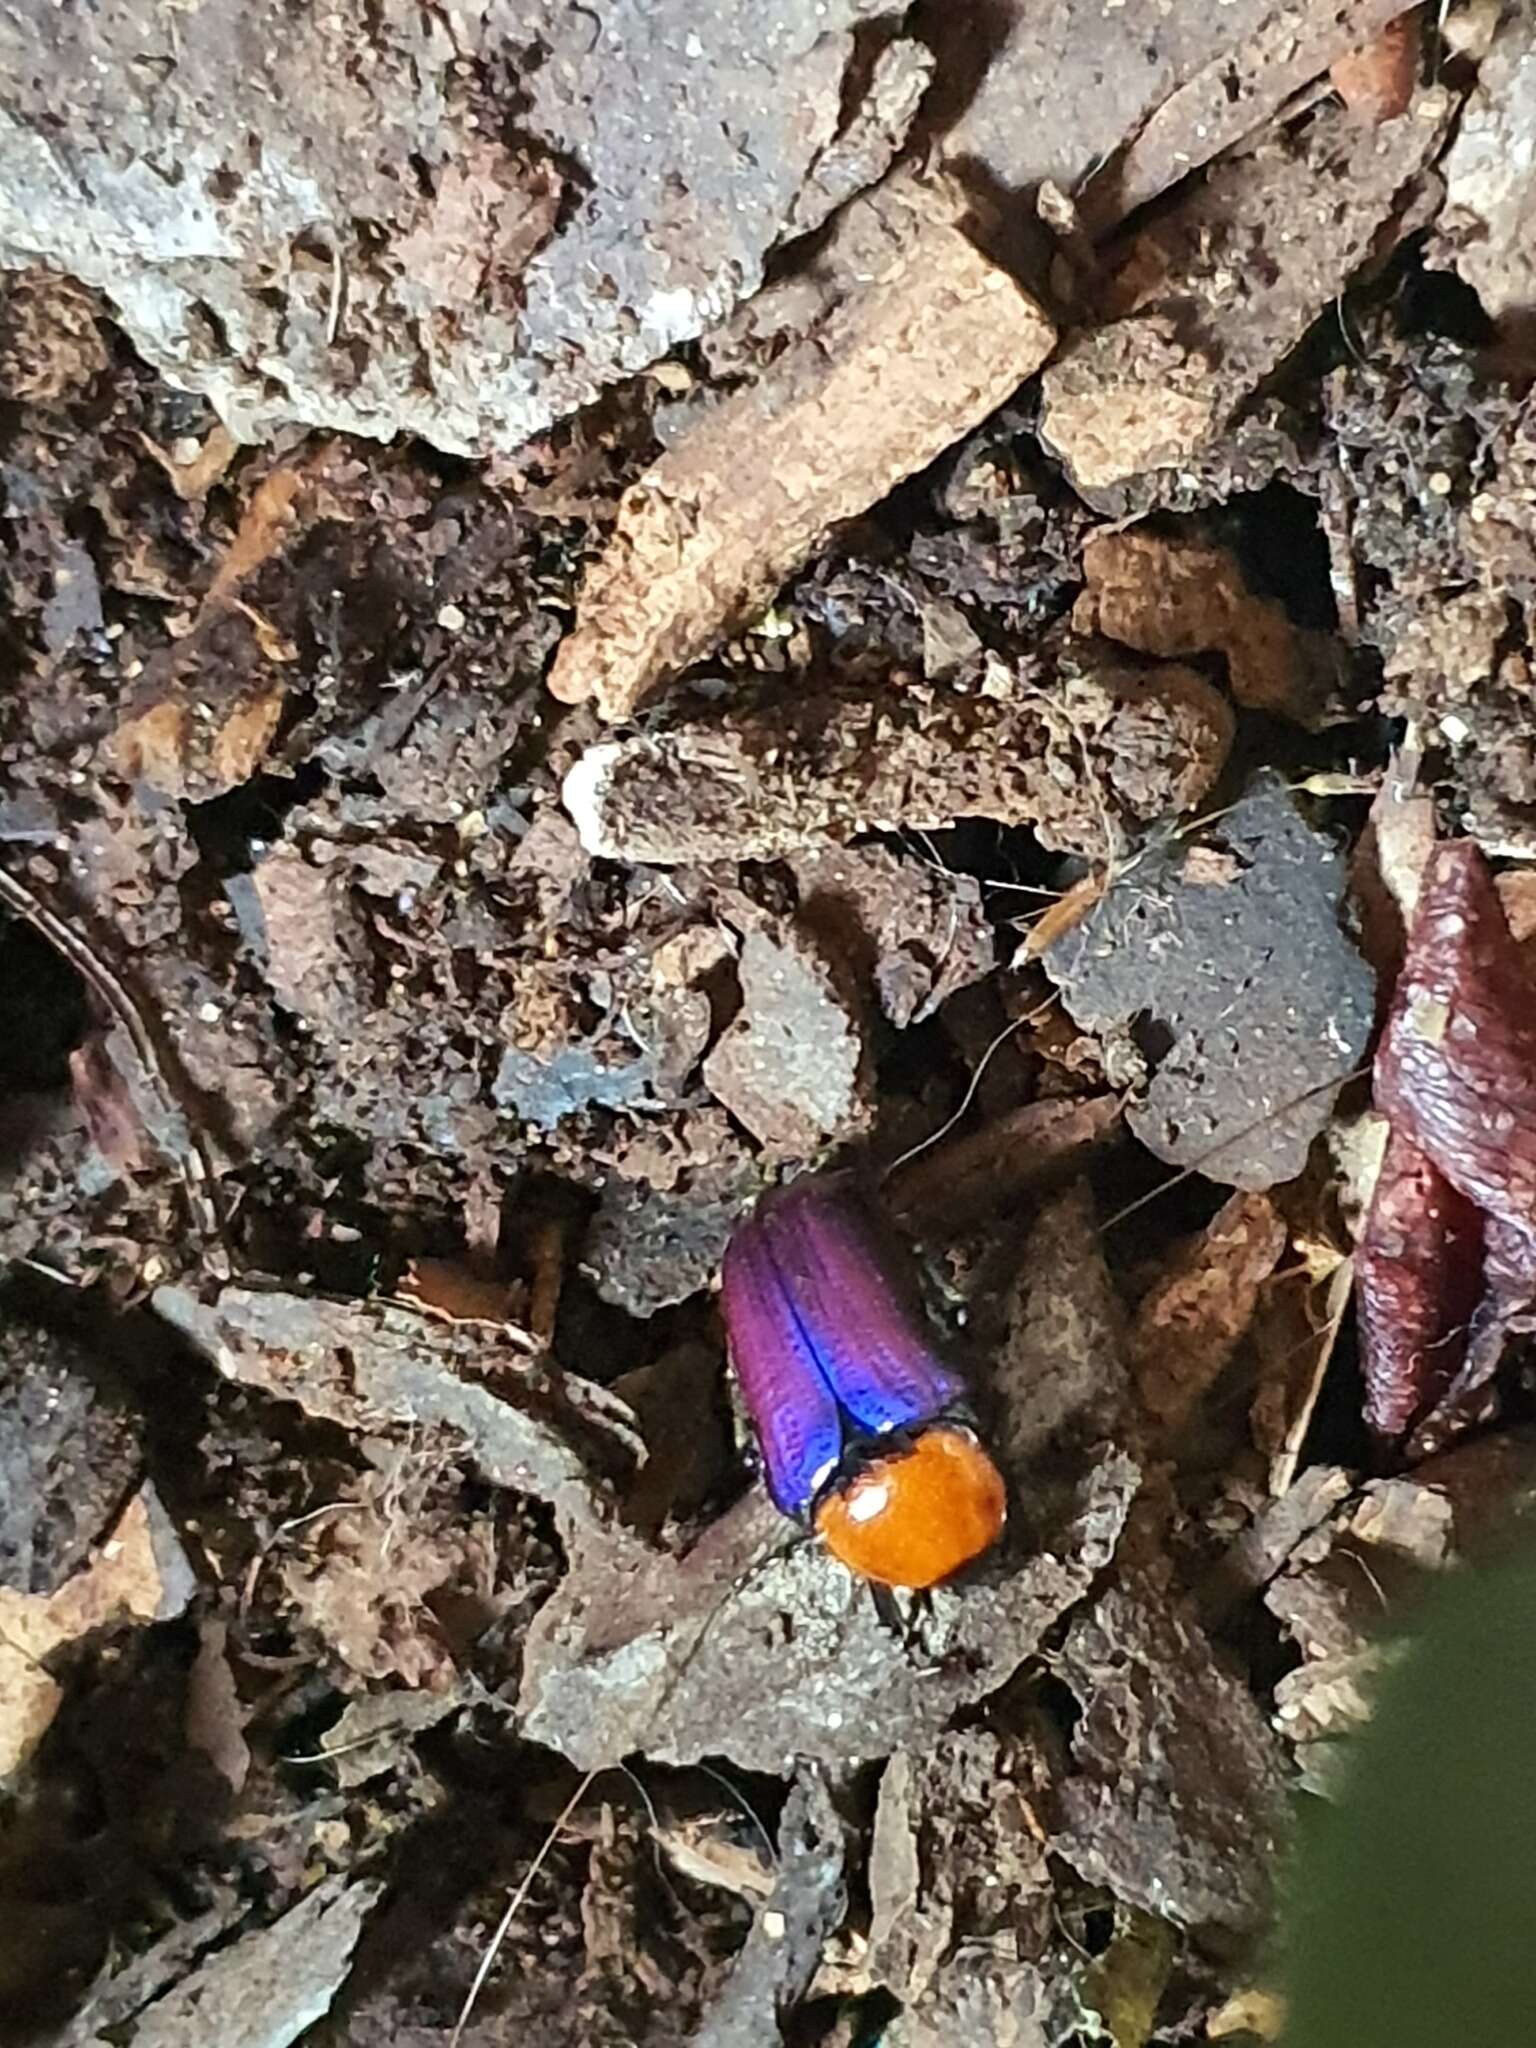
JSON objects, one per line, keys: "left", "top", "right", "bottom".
{"left": 1374, "top": 841, "right": 1536, "bottom": 1300}
{"left": 1355, "top": 1126, "right": 1483, "bottom": 1445}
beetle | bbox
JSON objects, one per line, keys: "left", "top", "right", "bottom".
{"left": 720, "top": 1174, "right": 1006, "bottom": 1590}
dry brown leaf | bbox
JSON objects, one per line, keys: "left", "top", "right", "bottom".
{"left": 138, "top": 423, "right": 240, "bottom": 500}
{"left": 1331, "top": 11, "right": 1421, "bottom": 124}
{"left": 395, "top": 1258, "right": 524, "bottom": 1326}
{"left": 205, "top": 465, "right": 305, "bottom": 609}
{"left": 1251, "top": 1252, "right": 1355, "bottom": 1497}
{"left": 0, "top": 1487, "right": 183, "bottom": 1774}
{"left": 653, "top": 1817, "right": 776, "bottom": 1902}
{"left": 1126, "top": 1193, "right": 1288, "bottom": 1435}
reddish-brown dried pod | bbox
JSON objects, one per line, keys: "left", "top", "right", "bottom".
{"left": 1356, "top": 1124, "right": 1484, "bottom": 1444}
{"left": 1330, "top": 11, "right": 1421, "bottom": 125}
{"left": 1374, "top": 841, "right": 1536, "bottom": 1301}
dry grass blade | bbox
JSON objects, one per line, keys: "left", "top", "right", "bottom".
{"left": 449, "top": 1767, "right": 599, "bottom": 2048}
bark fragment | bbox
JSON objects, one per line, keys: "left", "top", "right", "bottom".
{"left": 548, "top": 181, "right": 1056, "bottom": 721}
{"left": 1436, "top": 8, "right": 1536, "bottom": 336}
{"left": 1042, "top": 90, "right": 1452, "bottom": 491}
{"left": 562, "top": 649, "right": 1234, "bottom": 866}
{"left": 1127, "top": 1193, "right": 1288, "bottom": 1436}
{"left": 701, "top": 923, "right": 872, "bottom": 1157}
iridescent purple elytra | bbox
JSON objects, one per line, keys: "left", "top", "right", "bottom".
{"left": 720, "top": 1176, "right": 966, "bottom": 1518}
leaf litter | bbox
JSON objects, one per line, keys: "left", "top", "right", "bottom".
{"left": 6, "top": 10, "right": 1536, "bottom": 2046}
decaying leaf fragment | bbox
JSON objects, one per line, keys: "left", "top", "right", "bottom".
{"left": 548, "top": 179, "right": 1056, "bottom": 721}
{"left": 1377, "top": 844, "right": 1536, "bottom": 1297}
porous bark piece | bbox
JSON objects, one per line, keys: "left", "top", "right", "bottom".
{"left": 1041, "top": 89, "right": 1451, "bottom": 491}
{"left": 517, "top": 1448, "right": 1139, "bottom": 1773}
{"left": 1074, "top": 528, "right": 1338, "bottom": 725}
{"left": 784, "top": 38, "right": 936, "bottom": 241}
{"left": 991, "top": 1181, "right": 1136, "bottom": 1469}
{"left": 1046, "top": 773, "right": 1376, "bottom": 1190}
{"left": 582, "top": 1146, "right": 765, "bottom": 1319}
{"left": 1041, "top": 320, "right": 1223, "bottom": 501}
{"left": 249, "top": 845, "right": 368, "bottom": 1039}
{"left": 547, "top": 180, "right": 1056, "bottom": 720}
{"left": 882, "top": 1955, "right": 1052, "bottom": 2048}
{"left": 702, "top": 924, "right": 872, "bottom": 1157}
{"left": 1437, "top": 9, "right": 1536, "bottom": 334}
{"left": 868, "top": 1731, "right": 1053, "bottom": 2007}
{"left": 88, "top": 1876, "right": 381, "bottom": 2048}
{"left": 1055, "top": 1571, "right": 1290, "bottom": 1932}
{"left": 690, "top": 1770, "right": 848, "bottom": 2048}
{"left": 0, "top": 0, "right": 895, "bottom": 455}
{"left": 562, "top": 649, "right": 1234, "bottom": 865}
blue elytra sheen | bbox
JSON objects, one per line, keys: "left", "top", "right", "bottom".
{"left": 759, "top": 1180, "right": 963, "bottom": 1435}
{"left": 721, "top": 1211, "right": 843, "bottom": 1517}
{"left": 721, "top": 1178, "right": 963, "bottom": 1518}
